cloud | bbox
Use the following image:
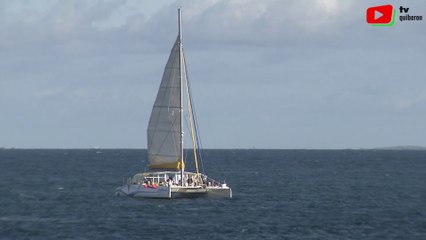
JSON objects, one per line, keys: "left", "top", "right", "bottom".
{"left": 135, "top": 0, "right": 358, "bottom": 47}
{"left": 0, "top": 0, "right": 425, "bottom": 148}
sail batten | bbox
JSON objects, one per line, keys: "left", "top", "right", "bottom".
{"left": 147, "top": 37, "right": 182, "bottom": 170}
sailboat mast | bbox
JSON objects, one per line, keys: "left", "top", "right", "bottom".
{"left": 178, "top": 8, "right": 184, "bottom": 186}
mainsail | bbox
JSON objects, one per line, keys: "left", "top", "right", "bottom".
{"left": 147, "top": 37, "right": 183, "bottom": 170}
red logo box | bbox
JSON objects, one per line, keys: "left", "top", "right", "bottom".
{"left": 366, "top": 5, "right": 394, "bottom": 24}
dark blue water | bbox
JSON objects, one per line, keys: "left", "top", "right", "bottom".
{"left": 1, "top": 149, "right": 425, "bottom": 239}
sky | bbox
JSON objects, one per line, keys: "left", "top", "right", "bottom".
{"left": 0, "top": 0, "right": 425, "bottom": 149}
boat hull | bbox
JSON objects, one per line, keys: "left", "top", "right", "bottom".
{"left": 171, "top": 186, "right": 208, "bottom": 198}
{"left": 116, "top": 185, "right": 231, "bottom": 199}
{"left": 115, "top": 185, "right": 171, "bottom": 199}
{"left": 206, "top": 186, "right": 233, "bottom": 198}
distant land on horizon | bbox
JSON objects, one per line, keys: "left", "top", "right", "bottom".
{"left": 372, "top": 145, "right": 426, "bottom": 150}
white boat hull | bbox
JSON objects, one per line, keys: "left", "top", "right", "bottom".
{"left": 205, "top": 186, "right": 233, "bottom": 198}
{"left": 116, "top": 184, "right": 232, "bottom": 199}
{"left": 115, "top": 185, "right": 171, "bottom": 198}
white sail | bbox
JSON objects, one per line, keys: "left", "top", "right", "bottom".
{"left": 147, "top": 37, "right": 183, "bottom": 170}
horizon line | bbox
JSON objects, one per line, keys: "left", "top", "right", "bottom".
{"left": 2, "top": 146, "right": 426, "bottom": 150}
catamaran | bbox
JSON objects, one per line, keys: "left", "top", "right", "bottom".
{"left": 115, "top": 8, "right": 232, "bottom": 199}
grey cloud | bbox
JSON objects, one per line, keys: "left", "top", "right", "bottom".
{"left": 0, "top": 0, "right": 425, "bottom": 148}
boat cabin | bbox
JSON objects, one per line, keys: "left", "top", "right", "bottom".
{"left": 130, "top": 171, "right": 206, "bottom": 187}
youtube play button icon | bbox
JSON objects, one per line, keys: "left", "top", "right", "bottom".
{"left": 366, "top": 4, "right": 394, "bottom": 25}
{"left": 375, "top": 11, "right": 384, "bottom": 20}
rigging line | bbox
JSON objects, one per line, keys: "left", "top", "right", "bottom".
{"left": 183, "top": 58, "right": 205, "bottom": 176}
{"left": 188, "top": 86, "right": 204, "bottom": 171}
{"left": 189, "top": 85, "right": 206, "bottom": 175}
{"left": 183, "top": 58, "right": 204, "bottom": 174}
{"left": 183, "top": 55, "right": 199, "bottom": 175}
{"left": 183, "top": 112, "right": 192, "bottom": 165}
{"left": 194, "top": 119, "right": 205, "bottom": 174}
{"left": 183, "top": 61, "right": 202, "bottom": 147}
{"left": 183, "top": 54, "right": 206, "bottom": 175}
{"left": 182, "top": 112, "right": 199, "bottom": 172}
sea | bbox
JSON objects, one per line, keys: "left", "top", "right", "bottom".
{"left": 0, "top": 149, "right": 425, "bottom": 240}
